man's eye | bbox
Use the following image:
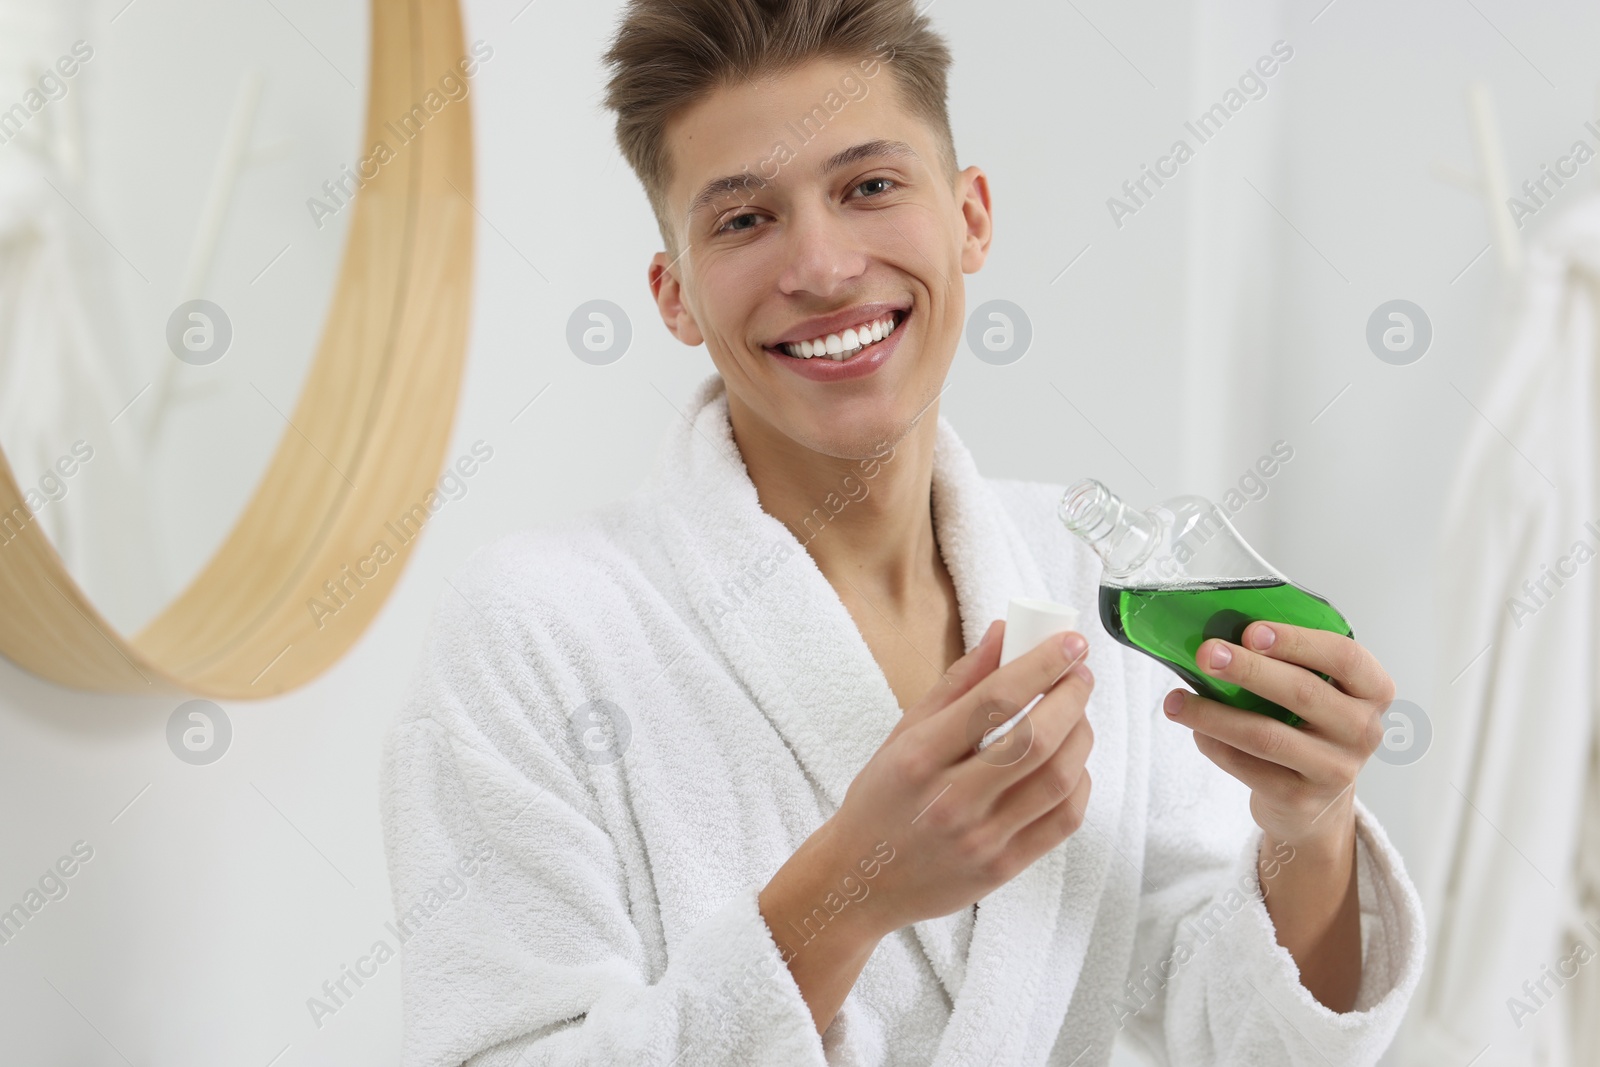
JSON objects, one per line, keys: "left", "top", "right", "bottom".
{"left": 855, "top": 177, "right": 895, "bottom": 197}
{"left": 718, "top": 212, "right": 761, "bottom": 234}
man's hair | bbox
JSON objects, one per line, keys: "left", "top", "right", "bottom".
{"left": 602, "top": 0, "right": 957, "bottom": 253}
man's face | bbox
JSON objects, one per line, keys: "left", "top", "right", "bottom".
{"left": 649, "top": 57, "right": 992, "bottom": 461}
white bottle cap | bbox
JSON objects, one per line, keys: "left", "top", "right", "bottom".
{"left": 977, "top": 597, "right": 1085, "bottom": 753}
{"left": 999, "top": 597, "right": 1081, "bottom": 666}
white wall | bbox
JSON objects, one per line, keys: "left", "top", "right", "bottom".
{"left": 1, "top": 0, "right": 1592, "bottom": 1062}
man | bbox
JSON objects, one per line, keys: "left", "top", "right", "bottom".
{"left": 378, "top": 2, "right": 1424, "bottom": 1064}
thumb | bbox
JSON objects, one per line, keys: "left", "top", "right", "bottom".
{"left": 890, "top": 619, "right": 1003, "bottom": 739}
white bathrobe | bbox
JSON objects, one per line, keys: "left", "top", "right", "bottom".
{"left": 378, "top": 373, "right": 1426, "bottom": 1067}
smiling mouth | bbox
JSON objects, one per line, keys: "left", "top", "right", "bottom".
{"left": 769, "top": 309, "right": 907, "bottom": 361}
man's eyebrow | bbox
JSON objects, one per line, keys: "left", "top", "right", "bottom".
{"left": 822, "top": 138, "right": 919, "bottom": 175}
{"left": 686, "top": 173, "right": 768, "bottom": 223}
{"left": 684, "top": 139, "right": 921, "bottom": 223}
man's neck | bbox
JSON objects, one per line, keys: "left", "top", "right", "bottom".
{"left": 725, "top": 395, "right": 944, "bottom": 614}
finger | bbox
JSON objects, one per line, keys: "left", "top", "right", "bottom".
{"left": 1240, "top": 621, "right": 1395, "bottom": 705}
{"left": 937, "top": 617, "right": 1004, "bottom": 700}
{"left": 1193, "top": 732, "right": 1357, "bottom": 837}
{"left": 893, "top": 619, "right": 1003, "bottom": 741}
{"left": 1190, "top": 730, "right": 1301, "bottom": 795}
{"left": 951, "top": 662, "right": 1094, "bottom": 807}
{"left": 989, "top": 715, "right": 1094, "bottom": 832}
{"left": 1163, "top": 687, "right": 1331, "bottom": 777}
{"left": 959, "top": 619, "right": 1005, "bottom": 683}
{"left": 1005, "top": 766, "right": 1092, "bottom": 864}
{"left": 1195, "top": 637, "right": 1366, "bottom": 745}
{"left": 914, "top": 628, "right": 1091, "bottom": 768}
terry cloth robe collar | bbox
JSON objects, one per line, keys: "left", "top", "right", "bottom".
{"left": 646, "top": 375, "right": 1120, "bottom": 1060}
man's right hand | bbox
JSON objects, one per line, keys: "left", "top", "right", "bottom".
{"left": 758, "top": 618, "right": 1096, "bottom": 1032}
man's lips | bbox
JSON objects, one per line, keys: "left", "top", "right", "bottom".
{"left": 765, "top": 309, "right": 906, "bottom": 362}
{"left": 763, "top": 305, "right": 908, "bottom": 382}
{"left": 763, "top": 301, "right": 912, "bottom": 350}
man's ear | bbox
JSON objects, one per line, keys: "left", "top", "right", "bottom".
{"left": 649, "top": 252, "right": 705, "bottom": 346}
{"left": 956, "top": 166, "right": 994, "bottom": 274}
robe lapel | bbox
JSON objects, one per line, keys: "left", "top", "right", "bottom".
{"left": 650, "top": 375, "right": 907, "bottom": 811}
{"left": 649, "top": 376, "right": 1094, "bottom": 1030}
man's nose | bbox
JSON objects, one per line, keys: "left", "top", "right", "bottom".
{"left": 776, "top": 203, "right": 869, "bottom": 299}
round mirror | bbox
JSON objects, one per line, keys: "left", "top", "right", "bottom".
{"left": 0, "top": 0, "right": 476, "bottom": 697}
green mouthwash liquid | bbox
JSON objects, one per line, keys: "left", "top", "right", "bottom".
{"left": 1099, "top": 578, "right": 1353, "bottom": 727}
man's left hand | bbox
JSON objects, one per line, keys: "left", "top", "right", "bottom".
{"left": 1160, "top": 620, "right": 1393, "bottom": 849}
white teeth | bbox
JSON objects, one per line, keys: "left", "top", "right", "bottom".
{"left": 779, "top": 313, "right": 901, "bottom": 360}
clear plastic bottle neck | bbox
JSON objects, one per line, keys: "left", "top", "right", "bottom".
{"left": 1058, "top": 478, "right": 1160, "bottom": 578}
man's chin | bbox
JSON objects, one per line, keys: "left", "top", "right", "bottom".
{"left": 783, "top": 399, "right": 929, "bottom": 463}
{"left": 725, "top": 354, "right": 944, "bottom": 462}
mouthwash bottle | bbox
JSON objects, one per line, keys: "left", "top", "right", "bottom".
{"left": 1057, "top": 479, "right": 1352, "bottom": 727}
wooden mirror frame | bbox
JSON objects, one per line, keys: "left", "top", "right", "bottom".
{"left": 0, "top": 0, "right": 474, "bottom": 699}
